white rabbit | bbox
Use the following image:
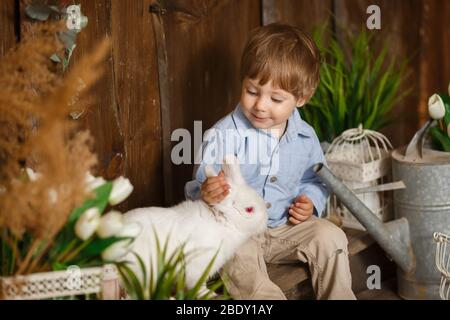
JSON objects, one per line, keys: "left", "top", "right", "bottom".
{"left": 122, "top": 154, "right": 268, "bottom": 293}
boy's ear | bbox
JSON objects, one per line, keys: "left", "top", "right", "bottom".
{"left": 296, "top": 98, "right": 306, "bottom": 108}
{"left": 204, "top": 165, "right": 218, "bottom": 178}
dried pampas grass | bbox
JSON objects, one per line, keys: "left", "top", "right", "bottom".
{"left": 0, "top": 22, "right": 110, "bottom": 274}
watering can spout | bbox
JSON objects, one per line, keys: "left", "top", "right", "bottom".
{"left": 314, "top": 163, "right": 416, "bottom": 274}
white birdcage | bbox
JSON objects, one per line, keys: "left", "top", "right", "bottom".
{"left": 325, "top": 124, "right": 394, "bottom": 231}
{"left": 434, "top": 232, "right": 450, "bottom": 300}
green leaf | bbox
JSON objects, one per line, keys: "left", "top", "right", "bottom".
{"left": 52, "top": 262, "right": 69, "bottom": 271}
{"left": 75, "top": 236, "right": 131, "bottom": 262}
{"left": 25, "top": 4, "right": 53, "bottom": 21}
{"left": 50, "top": 182, "right": 113, "bottom": 259}
{"left": 68, "top": 182, "right": 113, "bottom": 225}
{"left": 430, "top": 126, "right": 450, "bottom": 152}
{"left": 58, "top": 30, "right": 77, "bottom": 51}
{"left": 301, "top": 26, "right": 409, "bottom": 142}
{"left": 50, "top": 54, "right": 62, "bottom": 63}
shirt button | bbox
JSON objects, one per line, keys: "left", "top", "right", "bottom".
{"left": 270, "top": 176, "right": 277, "bottom": 183}
{"left": 266, "top": 202, "right": 272, "bottom": 209}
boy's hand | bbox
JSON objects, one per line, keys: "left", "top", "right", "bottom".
{"left": 288, "top": 195, "right": 314, "bottom": 224}
{"left": 200, "top": 170, "right": 230, "bottom": 205}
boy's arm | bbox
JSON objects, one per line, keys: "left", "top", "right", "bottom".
{"left": 298, "top": 136, "right": 329, "bottom": 217}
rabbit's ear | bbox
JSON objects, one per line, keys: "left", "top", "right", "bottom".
{"left": 222, "top": 154, "right": 245, "bottom": 185}
{"left": 204, "top": 165, "right": 218, "bottom": 178}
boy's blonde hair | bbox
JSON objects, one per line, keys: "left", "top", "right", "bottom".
{"left": 240, "top": 23, "right": 320, "bottom": 102}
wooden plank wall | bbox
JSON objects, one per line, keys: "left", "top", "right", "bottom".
{"left": 2, "top": 0, "right": 164, "bottom": 211}
{"left": 1, "top": 0, "right": 449, "bottom": 207}
{"left": 72, "top": 0, "right": 164, "bottom": 210}
{"left": 151, "top": 0, "right": 261, "bottom": 204}
{"left": 264, "top": 0, "right": 423, "bottom": 148}
{"left": 0, "top": 0, "right": 17, "bottom": 56}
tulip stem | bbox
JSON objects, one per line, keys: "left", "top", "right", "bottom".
{"left": 55, "top": 238, "right": 79, "bottom": 262}
{"left": 438, "top": 119, "right": 445, "bottom": 131}
{"left": 61, "top": 238, "right": 94, "bottom": 264}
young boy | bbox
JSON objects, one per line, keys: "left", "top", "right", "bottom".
{"left": 184, "top": 23, "right": 355, "bottom": 300}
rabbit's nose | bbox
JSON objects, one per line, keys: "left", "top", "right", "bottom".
{"left": 245, "top": 206, "right": 254, "bottom": 214}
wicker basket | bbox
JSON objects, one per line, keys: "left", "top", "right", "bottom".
{"left": 0, "top": 264, "right": 120, "bottom": 300}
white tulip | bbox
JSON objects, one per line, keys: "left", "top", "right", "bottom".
{"left": 75, "top": 207, "right": 101, "bottom": 241}
{"left": 100, "top": 222, "right": 141, "bottom": 261}
{"left": 85, "top": 172, "right": 106, "bottom": 192}
{"left": 118, "top": 222, "right": 142, "bottom": 238}
{"left": 428, "top": 94, "right": 446, "bottom": 120}
{"left": 109, "top": 177, "right": 134, "bottom": 206}
{"left": 97, "top": 210, "right": 124, "bottom": 238}
{"left": 101, "top": 240, "right": 130, "bottom": 261}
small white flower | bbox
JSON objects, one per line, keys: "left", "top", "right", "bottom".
{"left": 75, "top": 207, "right": 101, "bottom": 240}
{"left": 109, "top": 177, "right": 133, "bottom": 206}
{"left": 26, "top": 168, "right": 41, "bottom": 182}
{"left": 428, "top": 94, "right": 446, "bottom": 120}
{"left": 48, "top": 188, "right": 58, "bottom": 204}
{"left": 101, "top": 240, "right": 131, "bottom": 261}
{"left": 85, "top": 172, "right": 106, "bottom": 192}
{"left": 97, "top": 210, "right": 124, "bottom": 238}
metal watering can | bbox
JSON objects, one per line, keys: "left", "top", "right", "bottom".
{"left": 315, "top": 120, "right": 450, "bottom": 299}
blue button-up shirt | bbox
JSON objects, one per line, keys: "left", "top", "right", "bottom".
{"left": 184, "top": 103, "right": 329, "bottom": 228}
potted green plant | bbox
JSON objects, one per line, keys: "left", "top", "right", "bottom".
{"left": 300, "top": 27, "right": 410, "bottom": 143}
{"left": 116, "top": 232, "right": 229, "bottom": 300}
{"left": 301, "top": 27, "right": 410, "bottom": 230}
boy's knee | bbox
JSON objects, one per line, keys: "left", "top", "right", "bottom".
{"left": 310, "top": 219, "right": 348, "bottom": 252}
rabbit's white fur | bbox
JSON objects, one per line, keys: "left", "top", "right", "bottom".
{"left": 123, "top": 154, "right": 268, "bottom": 290}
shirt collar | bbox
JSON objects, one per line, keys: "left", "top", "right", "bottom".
{"left": 231, "top": 103, "right": 312, "bottom": 140}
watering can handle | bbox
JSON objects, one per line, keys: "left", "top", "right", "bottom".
{"left": 404, "top": 119, "right": 436, "bottom": 161}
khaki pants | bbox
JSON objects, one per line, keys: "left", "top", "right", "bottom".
{"left": 221, "top": 216, "right": 356, "bottom": 300}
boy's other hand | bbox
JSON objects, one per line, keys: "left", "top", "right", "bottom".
{"left": 288, "top": 195, "right": 314, "bottom": 224}
{"left": 201, "top": 170, "right": 230, "bottom": 205}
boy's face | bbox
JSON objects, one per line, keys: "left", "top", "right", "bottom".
{"left": 240, "top": 77, "right": 304, "bottom": 132}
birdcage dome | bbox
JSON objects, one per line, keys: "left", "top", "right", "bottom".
{"left": 326, "top": 124, "right": 393, "bottom": 182}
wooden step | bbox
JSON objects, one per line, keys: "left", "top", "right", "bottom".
{"left": 356, "top": 277, "right": 401, "bottom": 300}
{"left": 267, "top": 227, "right": 376, "bottom": 295}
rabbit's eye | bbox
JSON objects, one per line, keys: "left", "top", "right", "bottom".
{"left": 245, "top": 206, "right": 254, "bottom": 214}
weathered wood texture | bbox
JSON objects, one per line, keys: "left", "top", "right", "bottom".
{"left": 418, "top": 0, "right": 450, "bottom": 124}
{"left": 0, "top": 0, "right": 17, "bottom": 57}
{"left": 263, "top": 0, "right": 450, "bottom": 148}
{"left": 263, "top": 0, "right": 333, "bottom": 32}
{"left": 1, "top": 1, "right": 449, "bottom": 207}
{"left": 332, "top": 0, "right": 422, "bottom": 149}
{"left": 5, "top": 0, "right": 165, "bottom": 211}
{"left": 152, "top": 0, "right": 261, "bottom": 204}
